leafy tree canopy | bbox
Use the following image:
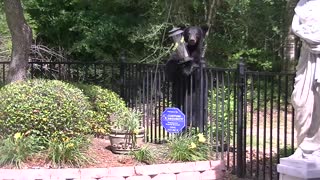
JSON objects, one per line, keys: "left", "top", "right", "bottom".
{"left": 0, "top": 0, "right": 296, "bottom": 71}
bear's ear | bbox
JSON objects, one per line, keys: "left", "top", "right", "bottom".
{"left": 201, "top": 25, "right": 209, "bottom": 35}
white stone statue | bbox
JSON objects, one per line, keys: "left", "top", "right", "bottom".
{"left": 290, "top": 0, "right": 320, "bottom": 160}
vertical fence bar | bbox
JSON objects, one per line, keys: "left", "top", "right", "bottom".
{"left": 215, "top": 70, "right": 219, "bottom": 157}
{"left": 2, "top": 63, "right": 6, "bottom": 83}
{"left": 284, "top": 76, "right": 289, "bottom": 156}
{"left": 276, "top": 74, "right": 281, "bottom": 180}
{"left": 127, "top": 64, "right": 132, "bottom": 107}
{"left": 120, "top": 53, "right": 125, "bottom": 100}
{"left": 233, "top": 70, "right": 237, "bottom": 174}
{"left": 256, "top": 74, "right": 261, "bottom": 179}
{"left": 208, "top": 69, "right": 214, "bottom": 158}
{"left": 263, "top": 75, "right": 267, "bottom": 180}
{"left": 145, "top": 67, "right": 150, "bottom": 142}
{"left": 142, "top": 66, "right": 147, "bottom": 141}
{"left": 157, "top": 70, "right": 161, "bottom": 143}
{"left": 249, "top": 74, "right": 254, "bottom": 177}
{"left": 161, "top": 69, "right": 166, "bottom": 141}
{"left": 269, "top": 75, "right": 274, "bottom": 179}
{"left": 243, "top": 70, "right": 247, "bottom": 173}
{"left": 199, "top": 58, "right": 206, "bottom": 132}
{"left": 58, "top": 63, "right": 62, "bottom": 80}
{"left": 236, "top": 62, "right": 245, "bottom": 178}
{"left": 226, "top": 70, "right": 231, "bottom": 169}
{"left": 165, "top": 70, "right": 170, "bottom": 139}
{"left": 204, "top": 67, "right": 209, "bottom": 137}
{"left": 221, "top": 72, "right": 225, "bottom": 160}
{"left": 291, "top": 74, "right": 295, "bottom": 155}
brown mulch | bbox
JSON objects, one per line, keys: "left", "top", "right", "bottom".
{"left": 3, "top": 137, "right": 171, "bottom": 169}
{"left": 84, "top": 137, "right": 144, "bottom": 168}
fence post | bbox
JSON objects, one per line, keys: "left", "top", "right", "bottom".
{"left": 237, "top": 61, "right": 246, "bottom": 178}
{"left": 120, "top": 51, "right": 126, "bottom": 100}
{"left": 200, "top": 57, "right": 208, "bottom": 132}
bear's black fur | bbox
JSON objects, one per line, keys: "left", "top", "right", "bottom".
{"left": 165, "top": 26, "right": 208, "bottom": 79}
{"left": 182, "top": 26, "right": 207, "bottom": 75}
{"left": 165, "top": 26, "right": 208, "bottom": 129}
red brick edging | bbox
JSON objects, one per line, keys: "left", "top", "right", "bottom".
{"left": 0, "top": 160, "right": 225, "bottom": 180}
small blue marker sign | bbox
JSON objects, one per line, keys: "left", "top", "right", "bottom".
{"left": 161, "top": 107, "right": 186, "bottom": 133}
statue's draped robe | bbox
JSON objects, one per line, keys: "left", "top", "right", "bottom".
{"left": 291, "top": 0, "right": 320, "bottom": 155}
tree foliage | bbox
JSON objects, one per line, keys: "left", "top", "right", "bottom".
{"left": 0, "top": 0, "right": 298, "bottom": 71}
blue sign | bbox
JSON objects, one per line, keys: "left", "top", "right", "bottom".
{"left": 161, "top": 107, "right": 186, "bottom": 133}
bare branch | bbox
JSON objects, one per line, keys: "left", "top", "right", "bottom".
{"left": 30, "top": 43, "right": 68, "bottom": 62}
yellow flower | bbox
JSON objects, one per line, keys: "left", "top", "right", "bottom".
{"left": 66, "top": 143, "right": 74, "bottom": 148}
{"left": 98, "top": 128, "right": 106, "bottom": 133}
{"left": 14, "top": 132, "right": 22, "bottom": 140}
{"left": 197, "top": 133, "right": 206, "bottom": 143}
{"left": 189, "top": 142, "right": 197, "bottom": 149}
{"left": 133, "top": 129, "right": 139, "bottom": 134}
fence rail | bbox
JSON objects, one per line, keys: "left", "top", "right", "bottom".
{"left": 0, "top": 61, "right": 296, "bottom": 179}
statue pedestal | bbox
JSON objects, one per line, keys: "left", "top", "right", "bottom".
{"left": 277, "top": 157, "right": 320, "bottom": 180}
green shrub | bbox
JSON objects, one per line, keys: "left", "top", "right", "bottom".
{"left": 74, "top": 83, "right": 127, "bottom": 136}
{"left": 0, "top": 132, "right": 44, "bottom": 168}
{"left": 0, "top": 79, "right": 91, "bottom": 141}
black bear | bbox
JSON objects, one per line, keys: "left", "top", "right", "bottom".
{"left": 165, "top": 26, "right": 208, "bottom": 129}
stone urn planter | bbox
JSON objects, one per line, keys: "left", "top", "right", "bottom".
{"left": 109, "top": 127, "right": 145, "bottom": 154}
{"left": 109, "top": 108, "right": 145, "bottom": 154}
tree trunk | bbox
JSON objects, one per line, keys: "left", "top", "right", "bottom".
{"left": 4, "top": 0, "right": 32, "bottom": 83}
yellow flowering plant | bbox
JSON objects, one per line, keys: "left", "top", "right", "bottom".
{"left": 46, "top": 135, "right": 92, "bottom": 168}
{"left": 0, "top": 132, "right": 44, "bottom": 168}
{"left": 197, "top": 133, "right": 206, "bottom": 143}
{"left": 167, "top": 133, "right": 210, "bottom": 162}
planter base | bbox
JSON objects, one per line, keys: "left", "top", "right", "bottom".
{"left": 110, "top": 145, "right": 141, "bottom": 154}
{"left": 108, "top": 128, "right": 145, "bottom": 154}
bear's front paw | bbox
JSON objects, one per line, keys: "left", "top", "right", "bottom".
{"left": 178, "top": 57, "right": 194, "bottom": 64}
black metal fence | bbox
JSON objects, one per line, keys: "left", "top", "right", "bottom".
{"left": 0, "top": 60, "right": 296, "bottom": 179}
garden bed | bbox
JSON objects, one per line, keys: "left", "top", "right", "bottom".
{"left": 0, "top": 138, "right": 226, "bottom": 180}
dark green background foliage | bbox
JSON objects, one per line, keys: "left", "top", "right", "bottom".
{"left": 24, "top": 0, "right": 152, "bottom": 61}
{"left": 0, "top": 79, "right": 91, "bottom": 139}
{"left": 1, "top": 0, "right": 296, "bottom": 71}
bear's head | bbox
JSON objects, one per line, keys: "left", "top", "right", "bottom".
{"left": 183, "top": 26, "right": 208, "bottom": 46}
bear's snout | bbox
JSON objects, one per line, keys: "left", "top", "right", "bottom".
{"left": 188, "top": 38, "right": 197, "bottom": 45}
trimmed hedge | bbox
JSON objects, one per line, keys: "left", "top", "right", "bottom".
{"left": 74, "top": 83, "right": 127, "bottom": 136}
{"left": 0, "top": 79, "right": 91, "bottom": 140}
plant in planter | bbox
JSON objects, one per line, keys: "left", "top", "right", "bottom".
{"left": 108, "top": 108, "right": 145, "bottom": 154}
